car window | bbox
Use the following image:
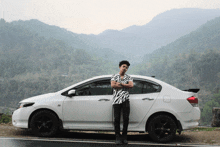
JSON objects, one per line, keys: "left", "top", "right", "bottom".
{"left": 142, "top": 81, "right": 161, "bottom": 93}
{"left": 129, "top": 80, "right": 143, "bottom": 94}
{"left": 76, "top": 80, "right": 112, "bottom": 96}
{"left": 130, "top": 80, "right": 161, "bottom": 94}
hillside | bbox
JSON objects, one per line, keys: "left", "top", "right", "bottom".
{"left": 93, "top": 8, "right": 220, "bottom": 56}
{"left": 134, "top": 16, "right": 220, "bottom": 125}
{"left": 0, "top": 19, "right": 117, "bottom": 107}
{"left": 139, "top": 16, "right": 220, "bottom": 92}
{"left": 11, "top": 20, "right": 126, "bottom": 62}
{"left": 143, "top": 16, "right": 220, "bottom": 62}
{"left": 10, "top": 9, "right": 220, "bottom": 62}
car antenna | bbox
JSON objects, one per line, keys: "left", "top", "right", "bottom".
{"left": 151, "top": 76, "right": 155, "bottom": 78}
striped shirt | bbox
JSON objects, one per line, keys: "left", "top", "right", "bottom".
{"left": 111, "top": 73, "right": 133, "bottom": 105}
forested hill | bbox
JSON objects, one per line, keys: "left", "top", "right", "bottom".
{"left": 143, "top": 16, "right": 220, "bottom": 63}
{"left": 93, "top": 8, "right": 220, "bottom": 56}
{"left": 135, "top": 16, "right": 220, "bottom": 125}
{"left": 0, "top": 19, "right": 110, "bottom": 78}
{"left": 0, "top": 19, "right": 117, "bottom": 108}
{"left": 11, "top": 19, "right": 126, "bottom": 62}
{"left": 139, "top": 16, "right": 220, "bottom": 93}
{"left": 11, "top": 8, "right": 220, "bottom": 62}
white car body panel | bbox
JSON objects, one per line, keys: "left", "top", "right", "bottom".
{"left": 129, "top": 93, "right": 159, "bottom": 128}
{"left": 12, "top": 74, "right": 200, "bottom": 133}
{"left": 62, "top": 95, "right": 114, "bottom": 130}
{"left": 13, "top": 93, "right": 65, "bottom": 128}
{"left": 12, "top": 106, "right": 33, "bottom": 128}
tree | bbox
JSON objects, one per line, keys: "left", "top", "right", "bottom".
{"left": 201, "top": 100, "right": 220, "bottom": 125}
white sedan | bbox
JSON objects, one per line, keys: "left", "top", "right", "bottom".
{"left": 12, "top": 75, "right": 200, "bottom": 142}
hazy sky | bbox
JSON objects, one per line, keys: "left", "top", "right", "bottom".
{"left": 0, "top": 0, "right": 220, "bottom": 34}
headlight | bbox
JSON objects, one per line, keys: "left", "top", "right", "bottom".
{"left": 17, "top": 102, "right": 35, "bottom": 109}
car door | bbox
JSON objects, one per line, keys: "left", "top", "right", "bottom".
{"left": 128, "top": 79, "right": 161, "bottom": 128}
{"left": 62, "top": 79, "right": 114, "bottom": 130}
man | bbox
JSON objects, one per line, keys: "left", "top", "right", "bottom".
{"left": 111, "top": 60, "right": 134, "bottom": 145}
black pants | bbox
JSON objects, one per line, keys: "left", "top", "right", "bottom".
{"left": 113, "top": 100, "right": 130, "bottom": 135}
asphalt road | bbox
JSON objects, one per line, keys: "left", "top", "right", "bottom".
{"left": 1, "top": 138, "right": 219, "bottom": 147}
{"left": 0, "top": 131, "right": 219, "bottom": 147}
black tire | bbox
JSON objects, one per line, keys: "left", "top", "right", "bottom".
{"left": 30, "top": 110, "right": 59, "bottom": 137}
{"left": 147, "top": 115, "right": 177, "bottom": 142}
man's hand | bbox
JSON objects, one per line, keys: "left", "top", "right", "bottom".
{"left": 111, "top": 81, "right": 133, "bottom": 89}
{"left": 121, "top": 81, "right": 133, "bottom": 88}
{"left": 111, "top": 81, "right": 123, "bottom": 89}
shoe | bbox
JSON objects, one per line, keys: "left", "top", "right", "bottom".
{"left": 115, "top": 134, "right": 123, "bottom": 145}
{"left": 122, "top": 134, "right": 128, "bottom": 144}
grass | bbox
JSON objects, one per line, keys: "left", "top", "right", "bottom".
{"left": 190, "top": 127, "right": 220, "bottom": 131}
{"left": 0, "top": 114, "right": 12, "bottom": 124}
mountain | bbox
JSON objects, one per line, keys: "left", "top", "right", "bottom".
{"left": 10, "top": 8, "right": 220, "bottom": 63}
{"left": 93, "top": 8, "right": 220, "bottom": 56}
{"left": 11, "top": 20, "right": 126, "bottom": 62}
{"left": 143, "top": 15, "right": 220, "bottom": 62}
{"left": 11, "top": 8, "right": 220, "bottom": 63}
{"left": 12, "top": 8, "right": 220, "bottom": 63}
{"left": 136, "top": 16, "right": 220, "bottom": 126}
{"left": 0, "top": 19, "right": 118, "bottom": 107}
{"left": 137, "top": 15, "right": 220, "bottom": 104}
{"left": 0, "top": 19, "right": 119, "bottom": 79}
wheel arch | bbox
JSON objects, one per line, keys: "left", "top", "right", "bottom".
{"left": 28, "top": 108, "right": 62, "bottom": 129}
{"left": 145, "top": 111, "right": 182, "bottom": 132}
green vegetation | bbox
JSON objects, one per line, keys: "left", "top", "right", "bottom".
{"left": 201, "top": 90, "right": 220, "bottom": 125}
{"left": 139, "top": 50, "right": 220, "bottom": 126}
{"left": 137, "top": 16, "right": 220, "bottom": 126}
{"left": 0, "top": 114, "right": 11, "bottom": 124}
{"left": 143, "top": 16, "right": 220, "bottom": 63}
{"left": 0, "top": 109, "right": 12, "bottom": 124}
{"left": 0, "top": 19, "right": 117, "bottom": 108}
{"left": 190, "top": 127, "right": 219, "bottom": 132}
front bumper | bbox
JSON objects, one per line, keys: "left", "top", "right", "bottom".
{"left": 12, "top": 107, "right": 34, "bottom": 128}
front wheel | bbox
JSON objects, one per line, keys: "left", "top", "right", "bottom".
{"left": 30, "top": 110, "right": 59, "bottom": 137}
{"left": 147, "top": 115, "right": 177, "bottom": 142}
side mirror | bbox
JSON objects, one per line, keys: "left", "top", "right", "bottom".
{"left": 68, "top": 89, "right": 76, "bottom": 97}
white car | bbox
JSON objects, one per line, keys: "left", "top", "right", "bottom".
{"left": 12, "top": 75, "right": 200, "bottom": 142}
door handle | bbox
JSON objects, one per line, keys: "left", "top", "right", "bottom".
{"left": 98, "top": 99, "right": 110, "bottom": 101}
{"left": 142, "top": 98, "right": 154, "bottom": 101}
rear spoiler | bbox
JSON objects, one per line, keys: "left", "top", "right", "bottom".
{"left": 183, "top": 89, "right": 200, "bottom": 93}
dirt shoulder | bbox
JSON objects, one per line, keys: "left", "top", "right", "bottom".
{"left": 0, "top": 123, "right": 220, "bottom": 145}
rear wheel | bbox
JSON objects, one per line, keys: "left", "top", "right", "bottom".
{"left": 30, "top": 110, "right": 59, "bottom": 137}
{"left": 147, "top": 115, "right": 177, "bottom": 142}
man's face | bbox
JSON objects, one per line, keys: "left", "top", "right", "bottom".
{"left": 119, "top": 64, "right": 128, "bottom": 73}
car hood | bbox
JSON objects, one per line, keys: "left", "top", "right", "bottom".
{"left": 20, "top": 93, "right": 56, "bottom": 103}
